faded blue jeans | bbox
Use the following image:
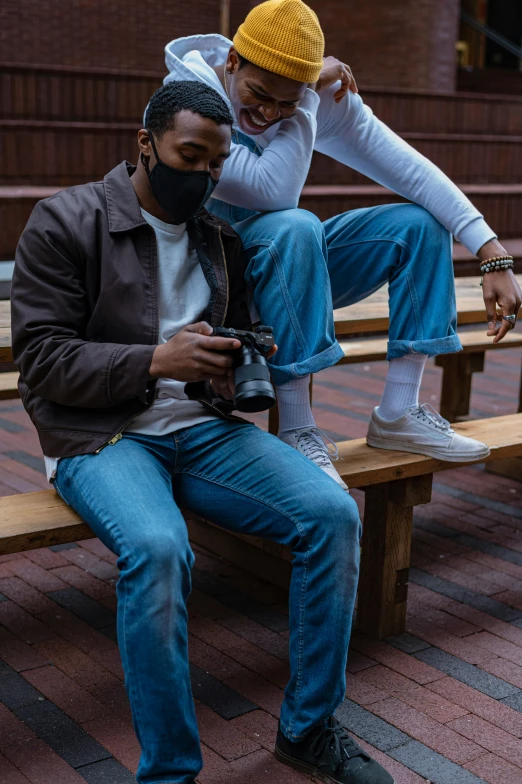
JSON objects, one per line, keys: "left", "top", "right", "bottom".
{"left": 208, "top": 199, "right": 462, "bottom": 385}
{"left": 54, "top": 419, "right": 361, "bottom": 784}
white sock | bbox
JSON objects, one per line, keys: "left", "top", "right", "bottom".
{"left": 276, "top": 376, "right": 316, "bottom": 438}
{"left": 377, "top": 354, "right": 428, "bottom": 421}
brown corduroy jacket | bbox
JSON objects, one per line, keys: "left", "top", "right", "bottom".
{"left": 11, "top": 161, "right": 252, "bottom": 458}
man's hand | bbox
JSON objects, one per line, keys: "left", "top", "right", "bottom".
{"left": 210, "top": 371, "right": 236, "bottom": 401}
{"left": 478, "top": 240, "right": 521, "bottom": 343}
{"left": 313, "top": 57, "right": 358, "bottom": 102}
{"left": 149, "top": 322, "right": 241, "bottom": 381}
{"left": 209, "top": 343, "right": 278, "bottom": 401}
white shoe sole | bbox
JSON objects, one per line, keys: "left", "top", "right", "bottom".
{"left": 366, "top": 436, "right": 491, "bottom": 463}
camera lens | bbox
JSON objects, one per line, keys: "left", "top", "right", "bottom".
{"left": 233, "top": 347, "right": 276, "bottom": 413}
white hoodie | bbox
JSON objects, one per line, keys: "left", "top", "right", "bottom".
{"left": 164, "top": 34, "right": 495, "bottom": 255}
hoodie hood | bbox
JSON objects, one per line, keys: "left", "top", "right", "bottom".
{"left": 164, "top": 34, "right": 237, "bottom": 123}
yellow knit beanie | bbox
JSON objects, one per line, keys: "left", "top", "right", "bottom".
{"left": 233, "top": 0, "right": 324, "bottom": 84}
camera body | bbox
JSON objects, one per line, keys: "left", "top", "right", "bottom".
{"left": 213, "top": 325, "right": 276, "bottom": 413}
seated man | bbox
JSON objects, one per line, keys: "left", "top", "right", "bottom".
{"left": 11, "top": 82, "right": 392, "bottom": 784}
{"left": 164, "top": 0, "right": 522, "bottom": 489}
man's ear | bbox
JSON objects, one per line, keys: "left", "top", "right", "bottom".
{"left": 227, "top": 47, "right": 241, "bottom": 75}
{"left": 137, "top": 128, "right": 152, "bottom": 157}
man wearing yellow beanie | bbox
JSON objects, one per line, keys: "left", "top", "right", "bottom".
{"left": 161, "top": 3, "right": 515, "bottom": 779}
{"left": 163, "top": 1, "right": 519, "bottom": 488}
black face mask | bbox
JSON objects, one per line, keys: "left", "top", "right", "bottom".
{"left": 142, "top": 132, "right": 218, "bottom": 224}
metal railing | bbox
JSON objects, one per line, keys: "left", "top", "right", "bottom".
{"left": 460, "top": 9, "right": 522, "bottom": 62}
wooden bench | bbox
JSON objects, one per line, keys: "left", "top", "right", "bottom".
{"left": 2, "top": 277, "right": 521, "bottom": 419}
{"left": 1, "top": 413, "right": 521, "bottom": 639}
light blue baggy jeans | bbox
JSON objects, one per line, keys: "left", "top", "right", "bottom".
{"left": 207, "top": 198, "right": 462, "bottom": 386}
{"left": 54, "top": 419, "right": 361, "bottom": 783}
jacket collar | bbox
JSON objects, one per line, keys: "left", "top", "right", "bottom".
{"left": 104, "top": 162, "right": 149, "bottom": 234}
{"left": 103, "top": 161, "right": 238, "bottom": 239}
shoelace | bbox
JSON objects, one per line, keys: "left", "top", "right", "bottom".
{"left": 309, "top": 722, "right": 366, "bottom": 771}
{"left": 410, "top": 403, "right": 454, "bottom": 433}
{"left": 294, "top": 427, "right": 339, "bottom": 467}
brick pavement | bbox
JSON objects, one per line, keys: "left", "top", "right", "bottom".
{"left": 0, "top": 348, "right": 520, "bottom": 783}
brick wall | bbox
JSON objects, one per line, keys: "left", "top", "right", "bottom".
{"left": 306, "top": 0, "right": 460, "bottom": 91}
{"left": 0, "top": 0, "right": 227, "bottom": 71}
{"left": 1, "top": 0, "right": 459, "bottom": 90}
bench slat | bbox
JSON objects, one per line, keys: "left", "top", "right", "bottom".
{"left": 337, "top": 327, "right": 522, "bottom": 364}
{"left": 338, "top": 413, "right": 522, "bottom": 487}
{"left": 0, "top": 370, "right": 19, "bottom": 399}
{"left": 1, "top": 414, "right": 521, "bottom": 555}
{"left": 0, "top": 490, "right": 92, "bottom": 552}
{"left": 334, "top": 275, "right": 522, "bottom": 335}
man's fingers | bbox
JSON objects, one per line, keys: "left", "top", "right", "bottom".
{"left": 485, "top": 310, "right": 502, "bottom": 336}
{"left": 195, "top": 349, "right": 234, "bottom": 370}
{"left": 197, "top": 335, "right": 241, "bottom": 352}
{"left": 334, "top": 65, "right": 353, "bottom": 101}
{"left": 493, "top": 321, "right": 511, "bottom": 344}
{"left": 492, "top": 299, "right": 518, "bottom": 343}
{"left": 482, "top": 290, "right": 498, "bottom": 333}
{"left": 184, "top": 321, "right": 213, "bottom": 336}
{"left": 345, "top": 64, "right": 358, "bottom": 93}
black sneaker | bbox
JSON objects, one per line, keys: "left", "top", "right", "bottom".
{"left": 275, "top": 716, "right": 394, "bottom": 783}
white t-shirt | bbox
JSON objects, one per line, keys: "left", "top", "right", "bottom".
{"left": 126, "top": 209, "right": 217, "bottom": 435}
{"left": 44, "top": 208, "right": 217, "bottom": 481}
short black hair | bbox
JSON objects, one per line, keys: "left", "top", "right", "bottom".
{"left": 145, "top": 81, "right": 233, "bottom": 139}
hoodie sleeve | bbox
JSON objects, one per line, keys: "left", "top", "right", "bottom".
{"left": 314, "top": 87, "right": 496, "bottom": 256}
{"left": 212, "top": 89, "right": 321, "bottom": 212}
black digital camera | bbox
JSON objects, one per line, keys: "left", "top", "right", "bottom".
{"left": 213, "top": 325, "right": 276, "bottom": 413}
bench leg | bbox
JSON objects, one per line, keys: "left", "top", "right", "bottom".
{"left": 485, "top": 457, "right": 522, "bottom": 482}
{"left": 268, "top": 375, "right": 314, "bottom": 435}
{"left": 357, "top": 475, "right": 433, "bottom": 639}
{"left": 484, "top": 356, "right": 522, "bottom": 481}
{"left": 435, "top": 351, "right": 485, "bottom": 422}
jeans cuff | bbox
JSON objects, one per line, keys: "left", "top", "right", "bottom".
{"left": 269, "top": 341, "right": 345, "bottom": 386}
{"left": 387, "top": 334, "right": 463, "bottom": 360}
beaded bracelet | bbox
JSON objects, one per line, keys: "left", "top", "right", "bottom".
{"left": 479, "top": 255, "right": 514, "bottom": 274}
{"left": 479, "top": 256, "right": 514, "bottom": 286}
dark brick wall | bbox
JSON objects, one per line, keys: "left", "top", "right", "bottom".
{"left": 0, "top": 0, "right": 227, "bottom": 71}
{"left": 306, "top": 0, "right": 460, "bottom": 91}
{"left": 2, "top": 1, "right": 459, "bottom": 90}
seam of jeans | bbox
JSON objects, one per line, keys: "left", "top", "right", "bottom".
{"left": 245, "top": 241, "right": 308, "bottom": 357}
{"left": 178, "top": 469, "right": 308, "bottom": 533}
{"left": 326, "top": 236, "right": 413, "bottom": 254}
{"left": 405, "top": 266, "right": 423, "bottom": 342}
{"left": 286, "top": 544, "right": 310, "bottom": 738}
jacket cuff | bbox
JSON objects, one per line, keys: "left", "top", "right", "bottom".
{"left": 456, "top": 217, "right": 497, "bottom": 256}
{"left": 109, "top": 343, "right": 157, "bottom": 404}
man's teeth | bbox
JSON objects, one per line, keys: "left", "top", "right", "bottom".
{"left": 248, "top": 112, "right": 268, "bottom": 127}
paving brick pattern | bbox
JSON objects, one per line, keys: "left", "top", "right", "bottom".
{"left": 0, "top": 350, "right": 520, "bottom": 783}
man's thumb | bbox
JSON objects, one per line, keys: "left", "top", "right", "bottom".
{"left": 185, "top": 321, "right": 213, "bottom": 336}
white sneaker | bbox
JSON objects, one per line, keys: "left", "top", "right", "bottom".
{"left": 280, "top": 427, "right": 349, "bottom": 491}
{"left": 367, "top": 403, "right": 490, "bottom": 462}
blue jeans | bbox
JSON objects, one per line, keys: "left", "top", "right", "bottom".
{"left": 207, "top": 199, "right": 462, "bottom": 385}
{"left": 54, "top": 419, "right": 361, "bottom": 784}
